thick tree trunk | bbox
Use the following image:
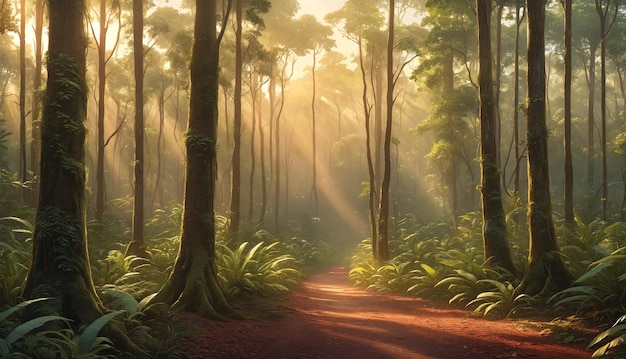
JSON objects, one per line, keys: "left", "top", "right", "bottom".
{"left": 258, "top": 76, "right": 268, "bottom": 224}
{"left": 477, "top": 0, "right": 515, "bottom": 274}
{"left": 22, "top": 0, "right": 103, "bottom": 331}
{"left": 521, "top": 0, "right": 573, "bottom": 296}
{"left": 152, "top": 0, "right": 236, "bottom": 319}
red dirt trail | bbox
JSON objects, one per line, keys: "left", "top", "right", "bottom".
{"left": 180, "top": 267, "right": 592, "bottom": 359}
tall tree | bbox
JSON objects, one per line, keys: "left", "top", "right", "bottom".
{"left": 596, "top": 0, "right": 618, "bottom": 220}
{"left": 563, "top": 0, "right": 574, "bottom": 227}
{"left": 91, "top": 0, "right": 121, "bottom": 222}
{"left": 521, "top": 0, "right": 573, "bottom": 295}
{"left": 151, "top": 0, "right": 237, "bottom": 318}
{"left": 476, "top": 0, "right": 515, "bottom": 273}
{"left": 297, "top": 14, "right": 334, "bottom": 216}
{"left": 377, "top": 0, "right": 395, "bottom": 262}
{"left": 326, "top": 0, "right": 384, "bottom": 257}
{"left": 18, "top": 0, "right": 25, "bottom": 200}
{"left": 30, "top": 0, "right": 44, "bottom": 204}
{"left": 228, "top": 0, "right": 243, "bottom": 241}
{"left": 126, "top": 0, "right": 145, "bottom": 256}
{"left": 22, "top": 0, "right": 103, "bottom": 328}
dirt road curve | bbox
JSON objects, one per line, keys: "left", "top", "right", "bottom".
{"left": 180, "top": 267, "right": 591, "bottom": 359}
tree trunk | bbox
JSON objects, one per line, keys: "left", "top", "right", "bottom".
{"left": 358, "top": 35, "right": 378, "bottom": 259}
{"left": 377, "top": 0, "right": 394, "bottom": 263}
{"left": 126, "top": 0, "right": 145, "bottom": 256}
{"left": 228, "top": 0, "right": 242, "bottom": 241}
{"left": 95, "top": 0, "right": 107, "bottom": 222}
{"left": 563, "top": 0, "right": 574, "bottom": 227}
{"left": 258, "top": 75, "right": 268, "bottom": 224}
{"left": 596, "top": 0, "right": 617, "bottom": 221}
{"left": 19, "top": 0, "right": 26, "bottom": 201}
{"left": 30, "top": 0, "right": 44, "bottom": 205}
{"left": 587, "top": 44, "right": 596, "bottom": 194}
{"left": 248, "top": 73, "right": 257, "bottom": 221}
{"left": 152, "top": 0, "right": 236, "bottom": 319}
{"left": 521, "top": 0, "right": 573, "bottom": 296}
{"left": 22, "top": 0, "right": 102, "bottom": 327}
{"left": 310, "top": 50, "right": 319, "bottom": 216}
{"left": 477, "top": 0, "right": 515, "bottom": 274}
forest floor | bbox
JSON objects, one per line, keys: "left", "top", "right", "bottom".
{"left": 179, "top": 267, "right": 595, "bottom": 359}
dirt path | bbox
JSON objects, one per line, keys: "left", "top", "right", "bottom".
{"left": 180, "top": 267, "right": 592, "bottom": 358}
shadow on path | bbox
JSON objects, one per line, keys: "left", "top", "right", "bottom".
{"left": 181, "top": 267, "right": 591, "bottom": 359}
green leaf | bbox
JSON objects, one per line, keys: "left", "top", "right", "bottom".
{"left": 0, "top": 298, "right": 51, "bottom": 322}
{"left": 77, "top": 310, "right": 124, "bottom": 354}
{"left": 5, "top": 315, "right": 68, "bottom": 346}
{"left": 101, "top": 289, "right": 139, "bottom": 314}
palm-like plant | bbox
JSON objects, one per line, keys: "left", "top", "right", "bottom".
{"left": 551, "top": 248, "right": 626, "bottom": 322}
{"left": 588, "top": 313, "right": 626, "bottom": 358}
{"left": 467, "top": 279, "right": 533, "bottom": 318}
{"left": 216, "top": 241, "right": 300, "bottom": 300}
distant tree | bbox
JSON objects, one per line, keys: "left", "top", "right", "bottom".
{"left": 151, "top": 0, "right": 237, "bottom": 318}
{"left": 326, "top": 0, "right": 384, "bottom": 258}
{"left": 18, "top": 0, "right": 26, "bottom": 201}
{"left": 30, "top": 0, "right": 44, "bottom": 204}
{"left": 126, "top": 0, "right": 145, "bottom": 256}
{"left": 476, "top": 0, "right": 515, "bottom": 273}
{"left": 572, "top": 1, "right": 601, "bottom": 194}
{"left": 520, "top": 0, "right": 573, "bottom": 295}
{"left": 563, "top": 0, "right": 574, "bottom": 227}
{"left": 228, "top": 0, "right": 270, "bottom": 238}
{"left": 596, "top": 0, "right": 619, "bottom": 220}
{"left": 90, "top": 0, "right": 121, "bottom": 222}
{"left": 297, "top": 14, "right": 334, "bottom": 216}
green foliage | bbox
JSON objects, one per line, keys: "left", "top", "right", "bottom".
{"left": 0, "top": 217, "right": 33, "bottom": 306}
{"left": 559, "top": 215, "right": 614, "bottom": 278}
{"left": 216, "top": 241, "right": 301, "bottom": 300}
{"left": 550, "top": 248, "right": 626, "bottom": 322}
{"left": 467, "top": 279, "right": 533, "bottom": 318}
{"left": 436, "top": 251, "right": 506, "bottom": 306}
{"left": 589, "top": 314, "right": 626, "bottom": 358}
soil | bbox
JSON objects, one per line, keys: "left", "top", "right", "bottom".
{"left": 180, "top": 267, "right": 593, "bottom": 359}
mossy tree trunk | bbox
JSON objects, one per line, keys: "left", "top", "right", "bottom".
{"left": 21, "top": 0, "right": 103, "bottom": 327}
{"left": 520, "top": 0, "right": 573, "bottom": 296}
{"left": 477, "top": 0, "right": 515, "bottom": 274}
{"left": 151, "top": 0, "right": 236, "bottom": 319}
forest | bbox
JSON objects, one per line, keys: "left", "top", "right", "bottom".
{"left": 1, "top": 0, "right": 626, "bottom": 357}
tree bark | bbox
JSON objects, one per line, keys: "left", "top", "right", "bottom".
{"left": 19, "top": 0, "right": 26, "bottom": 201}
{"left": 477, "top": 0, "right": 515, "bottom": 274}
{"left": 377, "top": 0, "right": 394, "bottom": 262}
{"left": 563, "top": 0, "right": 574, "bottom": 227}
{"left": 521, "top": 0, "right": 573, "bottom": 295}
{"left": 152, "top": 0, "right": 236, "bottom": 319}
{"left": 29, "top": 0, "right": 44, "bottom": 205}
{"left": 22, "top": 0, "right": 102, "bottom": 329}
{"left": 95, "top": 0, "right": 107, "bottom": 222}
{"left": 126, "top": 0, "right": 145, "bottom": 256}
{"left": 228, "top": 0, "right": 242, "bottom": 241}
